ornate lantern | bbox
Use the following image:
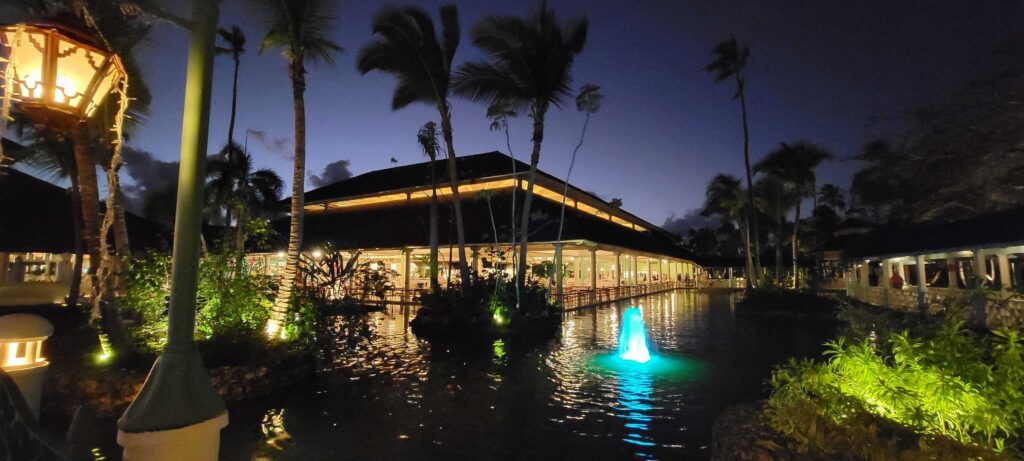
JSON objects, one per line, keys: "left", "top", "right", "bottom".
{"left": 1, "top": 22, "right": 125, "bottom": 120}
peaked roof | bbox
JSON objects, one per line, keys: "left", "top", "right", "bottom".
{"left": 303, "top": 151, "right": 529, "bottom": 203}
{"left": 0, "top": 167, "right": 168, "bottom": 253}
{"left": 301, "top": 151, "right": 660, "bottom": 232}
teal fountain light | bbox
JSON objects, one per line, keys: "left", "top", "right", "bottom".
{"left": 617, "top": 307, "right": 652, "bottom": 363}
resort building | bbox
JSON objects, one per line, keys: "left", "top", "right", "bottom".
{"left": 257, "top": 152, "right": 702, "bottom": 308}
{"left": 0, "top": 168, "right": 166, "bottom": 305}
{"left": 822, "top": 208, "right": 1024, "bottom": 328}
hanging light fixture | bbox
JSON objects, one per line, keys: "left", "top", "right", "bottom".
{"left": 1, "top": 22, "right": 125, "bottom": 120}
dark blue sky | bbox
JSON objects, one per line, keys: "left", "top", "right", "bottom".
{"left": 82, "top": 1, "right": 1024, "bottom": 225}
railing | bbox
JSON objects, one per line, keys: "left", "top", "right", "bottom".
{"left": 846, "top": 282, "right": 1024, "bottom": 330}
{"left": 559, "top": 281, "right": 693, "bottom": 311}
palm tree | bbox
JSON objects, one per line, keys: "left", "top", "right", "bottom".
{"left": 700, "top": 174, "right": 751, "bottom": 273}
{"left": 555, "top": 84, "right": 602, "bottom": 304}
{"left": 753, "top": 176, "right": 790, "bottom": 284}
{"left": 417, "top": 121, "right": 442, "bottom": 293}
{"left": 357, "top": 4, "right": 472, "bottom": 286}
{"left": 454, "top": 1, "right": 589, "bottom": 298}
{"left": 705, "top": 35, "right": 760, "bottom": 287}
{"left": 486, "top": 101, "right": 519, "bottom": 305}
{"left": 206, "top": 146, "right": 284, "bottom": 252}
{"left": 258, "top": 0, "right": 342, "bottom": 337}
{"left": 216, "top": 25, "right": 246, "bottom": 147}
{"left": 817, "top": 183, "right": 846, "bottom": 215}
{"left": 755, "top": 141, "right": 832, "bottom": 288}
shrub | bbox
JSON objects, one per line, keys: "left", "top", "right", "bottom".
{"left": 735, "top": 288, "right": 838, "bottom": 317}
{"left": 766, "top": 321, "right": 1024, "bottom": 458}
{"left": 415, "top": 270, "right": 554, "bottom": 332}
{"left": 122, "top": 250, "right": 275, "bottom": 352}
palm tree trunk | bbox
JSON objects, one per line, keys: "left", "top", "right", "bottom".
{"left": 428, "top": 161, "right": 440, "bottom": 293}
{"left": 269, "top": 58, "right": 307, "bottom": 337}
{"left": 234, "top": 206, "right": 247, "bottom": 252}
{"left": 737, "top": 75, "right": 761, "bottom": 285}
{"left": 72, "top": 123, "right": 102, "bottom": 317}
{"left": 555, "top": 112, "right": 591, "bottom": 305}
{"left": 114, "top": 194, "right": 130, "bottom": 258}
{"left": 67, "top": 174, "right": 84, "bottom": 309}
{"left": 227, "top": 56, "right": 240, "bottom": 147}
{"left": 517, "top": 109, "right": 546, "bottom": 296}
{"left": 792, "top": 201, "right": 801, "bottom": 289}
{"left": 504, "top": 124, "right": 520, "bottom": 311}
{"left": 438, "top": 108, "right": 470, "bottom": 286}
{"left": 739, "top": 214, "right": 751, "bottom": 281}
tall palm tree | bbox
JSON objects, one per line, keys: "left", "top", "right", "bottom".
{"left": 417, "top": 121, "right": 442, "bottom": 293}
{"left": 755, "top": 141, "right": 832, "bottom": 288}
{"left": 454, "top": 1, "right": 589, "bottom": 297}
{"left": 206, "top": 146, "right": 284, "bottom": 251}
{"left": 486, "top": 101, "right": 519, "bottom": 304}
{"left": 817, "top": 183, "right": 846, "bottom": 215}
{"left": 705, "top": 35, "right": 760, "bottom": 287}
{"left": 555, "top": 84, "right": 602, "bottom": 304}
{"left": 258, "top": 0, "right": 342, "bottom": 337}
{"left": 216, "top": 25, "right": 246, "bottom": 148}
{"left": 357, "top": 4, "right": 472, "bottom": 286}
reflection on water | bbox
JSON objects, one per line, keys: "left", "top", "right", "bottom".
{"left": 221, "top": 290, "right": 833, "bottom": 460}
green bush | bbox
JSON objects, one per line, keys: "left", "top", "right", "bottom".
{"left": 736, "top": 288, "right": 838, "bottom": 317}
{"left": 766, "top": 321, "right": 1024, "bottom": 458}
{"left": 122, "top": 250, "right": 275, "bottom": 352}
{"left": 415, "top": 270, "right": 553, "bottom": 331}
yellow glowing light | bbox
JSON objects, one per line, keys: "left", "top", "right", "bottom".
{"left": 311, "top": 250, "right": 322, "bottom": 258}
{"left": 370, "top": 262, "right": 379, "bottom": 270}
{"left": 1, "top": 24, "right": 125, "bottom": 119}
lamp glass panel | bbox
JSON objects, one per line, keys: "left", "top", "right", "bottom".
{"left": 85, "top": 61, "right": 118, "bottom": 116}
{"left": 54, "top": 38, "right": 105, "bottom": 109}
{"left": 2, "top": 29, "right": 47, "bottom": 99}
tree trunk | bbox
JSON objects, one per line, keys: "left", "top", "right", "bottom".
{"left": 428, "top": 160, "right": 440, "bottom": 293}
{"left": 505, "top": 127, "right": 520, "bottom": 310}
{"left": 775, "top": 220, "right": 784, "bottom": 285}
{"left": 269, "top": 57, "right": 307, "bottom": 337}
{"left": 72, "top": 123, "right": 102, "bottom": 317}
{"left": 792, "top": 201, "right": 801, "bottom": 289}
{"left": 555, "top": 112, "right": 591, "bottom": 305}
{"left": 438, "top": 106, "right": 470, "bottom": 286}
{"left": 739, "top": 214, "right": 751, "bottom": 282}
{"left": 737, "top": 75, "right": 761, "bottom": 285}
{"left": 67, "top": 174, "right": 84, "bottom": 309}
{"left": 517, "top": 108, "right": 546, "bottom": 296}
{"left": 227, "top": 56, "right": 240, "bottom": 147}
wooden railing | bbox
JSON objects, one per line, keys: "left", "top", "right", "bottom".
{"left": 558, "top": 281, "right": 693, "bottom": 311}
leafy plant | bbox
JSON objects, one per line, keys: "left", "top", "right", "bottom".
{"left": 765, "top": 319, "right": 1024, "bottom": 458}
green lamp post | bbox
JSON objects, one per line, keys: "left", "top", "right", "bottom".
{"left": 116, "top": 1, "right": 226, "bottom": 460}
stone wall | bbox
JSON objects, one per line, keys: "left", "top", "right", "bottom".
{"left": 847, "top": 283, "right": 1024, "bottom": 330}
{"left": 42, "top": 353, "right": 315, "bottom": 418}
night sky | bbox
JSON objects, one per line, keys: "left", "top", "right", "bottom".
{"left": 11, "top": 1, "right": 1024, "bottom": 229}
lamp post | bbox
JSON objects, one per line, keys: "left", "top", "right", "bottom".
{"left": 116, "top": 2, "right": 225, "bottom": 460}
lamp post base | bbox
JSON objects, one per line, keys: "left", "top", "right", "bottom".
{"left": 118, "top": 411, "right": 228, "bottom": 461}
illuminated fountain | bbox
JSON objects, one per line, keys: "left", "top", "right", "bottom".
{"left": 617, "top": 307, "right": 652, "bottom": 364}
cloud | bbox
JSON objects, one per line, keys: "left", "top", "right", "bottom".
{"left": 121, "top": 147, "right": 179, "bottom": 214}
{"left": 309, "top": 160, "right": 353, "bottom": 188}
{"left": 662, "top": 209, "right": 719, "bottom": 237}
{"left": 247, "top": 129, "right": 292, "bottom": 160}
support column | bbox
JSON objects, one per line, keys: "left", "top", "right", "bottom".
{"left": 998, "top": 253, "right": 1012, "bottom": 290}
{"left": 974, "top": 251, "right": 987, "bottom": 287}
{"left": 0, "top": 252, "right": 8, "bottom": 284}
{"left": 402, "top": 249, "right": 411, "bottom": 291}
{"left": 947, "top": 259, "right": 959, "bottom": 289}
{"left": 915, "top": 255, "right": 927, "bottom": 308}
{"left": 860, "top": 262, "right": 870, "bottom": 287}
{"left": 610, "top": 254, "right": 618, "bottom": 286}
{"left": 646, "top": 258, "right": 652, "bottom": 285}
{"left": 882, "top": 259, "right": 893, "bottom": 307}
{"left": 590, "top": 248, "right": 597, "bottom": 289}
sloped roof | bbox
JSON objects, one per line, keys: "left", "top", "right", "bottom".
{"left": 819, "top": 206, "right": 1024, "bottom": 260}
{"left": 0, "top": 167, "right": 168, "bottom": 253}
{"left": 272, "top": 189, "right": 691, "bottom": 260}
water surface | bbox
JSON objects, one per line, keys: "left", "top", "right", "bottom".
{"left": 221, "top": 290, "right": 833, "bottom": 460}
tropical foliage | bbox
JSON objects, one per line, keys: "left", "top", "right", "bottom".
{"left": 766, "top": 320, "right": 1024, "bottom": 458}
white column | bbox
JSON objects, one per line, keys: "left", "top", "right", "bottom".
{"left": 974, "top": 251, "right": 988, "bottom": 287}
{"left": 859, "top": 262, "right": 869, "bottom": 287}
{"left": 998, "top": 253, "right": 1012, "bottom": 289}
{"left": 589, "top": 249, "right": 597, "bottom": 289}
{"left": 615, "top": 253, "right": 621, "bottom": 287}
{"left": 647, "top": 258, "right": 652, "bottom": 285}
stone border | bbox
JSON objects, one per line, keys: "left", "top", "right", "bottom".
{"left": 41, "top": 353, "right": 315, "bottom": 418}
